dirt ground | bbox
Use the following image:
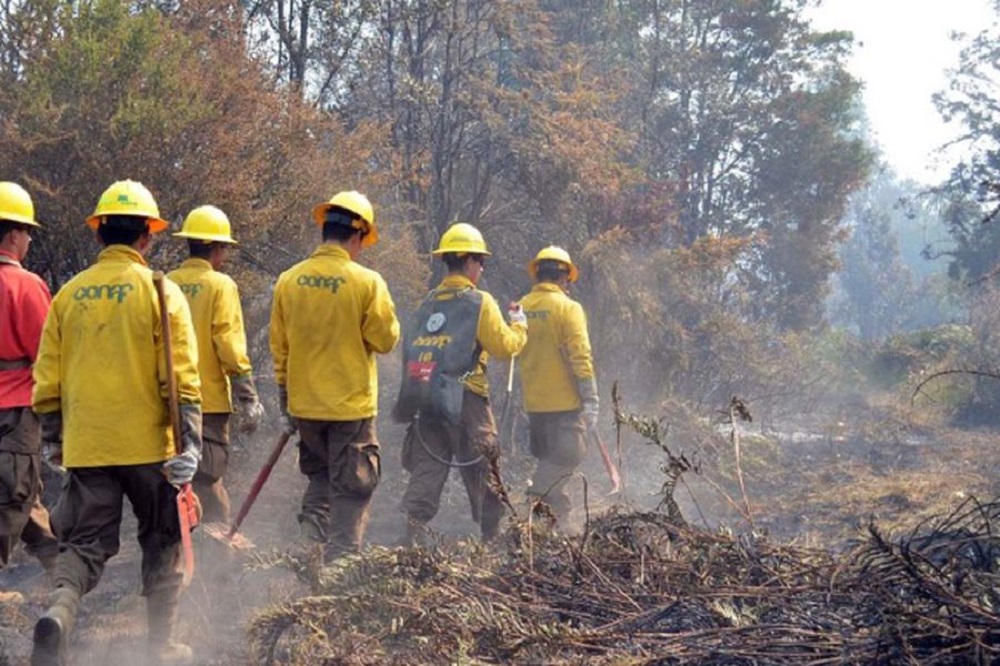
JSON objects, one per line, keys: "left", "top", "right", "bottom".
{"left": 1, "top": 401, "right": 997, "bottom": 665}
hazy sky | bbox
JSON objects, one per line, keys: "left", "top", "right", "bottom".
{"left": 807, "top": 0, "right": 995, "bottom": 184}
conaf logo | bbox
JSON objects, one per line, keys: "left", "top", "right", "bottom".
{"left": 413, "top": 334, "right": 452, "bottom": 350}
{"left": 179, "top": 283, "right": 203, "bottom": 298}
{"left": 73, "top": 283, "right": 135, "bottom": 303}
{"left": 296, "top": 274, "right": 346, "bottom": 293}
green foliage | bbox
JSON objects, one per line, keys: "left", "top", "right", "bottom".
{"left": 940, "top": 287, "right": 1000, "bottom": 425}
{"left": 933, "top": 16, "right": 1000, "bottom": 283}
{"left": 834, "top": 176, "right": 918, "bottom": 342}
{"left": 584, "top": 229, "right": 848, "bottom": 424}
{"left": 870, "top": 325, "right": 974, "bottom": 389}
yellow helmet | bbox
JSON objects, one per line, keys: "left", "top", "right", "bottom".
{"left": 86, "top": 180, "right": 168, "bottom": 233}
{"left": 529, "top": 245, "right": 578, "bottom": 282}
{"left": 432, "top": 222, "right": 491, "bottom": 256}
{"left": 173, "top": 205, "right": 237, "bottom": 244}
{"left": 311, "top": 190, "right": 378, "bottom": 247}
{"left": 0, "top": 182, "right": 39, "bottom": 227}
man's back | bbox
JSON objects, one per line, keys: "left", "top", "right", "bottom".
{"left": 33, "top": 245, "right": 199, "bottom": 467}
{"left": 168, "top": 258, "right": 249, "bottom": 415}
{"left": 270, "top": 244, "right": 399, "bottom": 421}
{"left": 519, "top": 284, "right": 593, "bottom": 413}
{"left": 0, "top": 259, "right": 50, "bottom": 409}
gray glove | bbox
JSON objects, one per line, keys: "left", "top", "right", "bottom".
{"left": 38, "top": 411, "right": 65, "bottom": 473}
{"left": 231, "top": 373, "right": 264, "bottom": 435}
{"left": 577, "top": 377, "right": 600, "bottom": 431}
{"left": 278, "top": 384, "right": 297, "bottom": 436}
{"left": 163, "top": 404, "right": 203, "bottom": 486}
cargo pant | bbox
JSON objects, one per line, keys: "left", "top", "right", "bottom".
{"left": 297, "top": 418, "right": 380, "bottom": 555}
{"left": 49, "top": 464, "right": 182, "bottom": 598}
{"left": 193, "top": 413, "right": 231, "bottom": 524}
{"left": 0, "top": 407, "right": 58, "bottom": 568}
{"left": 400, "top": 392, "right": 504, "bottom": 540}
{"left": 526, "top": 410, "right": 587, "bottom": 520}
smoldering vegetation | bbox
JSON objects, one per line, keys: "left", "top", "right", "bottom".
{"left": 244, "top": 446, "right": 1000, "bottom": 666}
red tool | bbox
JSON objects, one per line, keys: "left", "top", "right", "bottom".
{"left": 176, "top": 484, "right": 200, "bottom": 585}
{"left": 589, "top": 426, "right": 621, "bottom": 495}
{"left": 203, "top": 431, "right": 291, "bottom": 549}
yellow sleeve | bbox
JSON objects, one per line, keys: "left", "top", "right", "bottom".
{"left": 213, "top": 277, "right": 253, "bottom": 377}
{"left": 31, "top": 301, "right": 62, "bottom": 414}
{"left": 477, "top": 292, "right": 527, "bottom": 360}
{"left": 269, "top": 274, "right": 289, "bottom": 386}
{"left": 563, "top": 300, "right": 595, "bottom": 379}
{"left": 165, "top": 279, "right": 201, "bottom": 405}
{"left": 362, "top": 274, "right": 400, "bottom": 354}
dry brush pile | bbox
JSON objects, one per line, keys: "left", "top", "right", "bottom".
{"left": 245, "top": 494, "right": 1000, "bottom": 665}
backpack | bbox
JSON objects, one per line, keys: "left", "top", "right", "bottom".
{"left": 393, "top": 286, "right": 483, "bottom": 425}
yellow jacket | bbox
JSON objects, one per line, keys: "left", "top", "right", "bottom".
{"left": 433, "top": 275, "right": 527, "bottom": 397}
{"left": 33, "top": 245, "right": 201, "bottom": 467}
{"left": 270, "top": 244, "right": 400, "bottom": 420}
{"left": 518, "top": 283, "right": 594, "bottom": 412}
{"left": 168, "top": 258, "right": 252, "bottom": 415}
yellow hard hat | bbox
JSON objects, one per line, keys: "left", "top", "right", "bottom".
{"left": 86, "top": 180, "right": 168, "bottom": 233}
{"left": 173, "top": 205, "right": 237, "bottom": 244}
{"left": 529, "top": 245, "right": 578, "bottom": 282}
{"left": 311, "top": 190, "right": 378, "bottom": 247}
{"left": 432, "top": 222, "right": 491, "bottom": 256}
{"left": 0, "top": 182, "right": 39, "bottom": 227}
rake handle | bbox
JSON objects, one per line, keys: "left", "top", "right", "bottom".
{"left": 226, "top": 431, "right": 291, "bottom": 539}
{"left": 152, "top": 272, "right": 183, "bottom": 453}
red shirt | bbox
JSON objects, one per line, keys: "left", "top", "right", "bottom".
{"left": 0, "top": 250, "right": 51, "bottom": 408}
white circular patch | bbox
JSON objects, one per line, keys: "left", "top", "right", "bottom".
{"left": 426, "top": 312, "right": 446, "bottom": 333}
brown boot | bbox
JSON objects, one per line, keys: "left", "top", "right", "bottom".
{"left": 146, "top": 585, "right": 193, "bottom": 665}
{"left": 31, "top": 587, "right": 80, "bottom": 666}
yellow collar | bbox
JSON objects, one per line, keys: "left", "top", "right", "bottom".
{"left": 97, "top": 245, "right": 147, "bottom": 266}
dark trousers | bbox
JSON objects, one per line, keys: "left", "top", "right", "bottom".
{"left": 0, "top": 407, "right": 58, "bottom": 567}
{"left": 50, "top": 464, "right": 182, "bottom": 597}
{"left": 192, "top": 413, "right": 231, "bottom": 524}
{"left": 527, "top": 410, "right": 587, "bottom": 519}
{"left": 297, "top": 418, "right": 380, "bottom": 554}
{"left": 400, "top": 392, "right": 504, "bottom": 539}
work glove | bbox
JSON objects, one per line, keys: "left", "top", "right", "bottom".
{"left": 163, "top": 404, "right": 203, "bottom": 486}
{"left": 577, "top": 376, "right": 600, "bottom": 432}
{"left": 231, "top": 373, "right": 264, "bottom": 435}
{"left": 38, "top": 411, "right": 65, "bottom": 474}
{"left": 507, "top": 302, "right": 527, "bottom": 327}
{"left": 278, "top": 384, "right": 298, "bottom": 436}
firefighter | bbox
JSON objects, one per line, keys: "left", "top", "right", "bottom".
{"left": 30, "top": 180, "right": 203, "bottom": 666}
{"left": 0, "top": 182, "right": 58, "bottom": 602}
{"left": 269, "top": 190, "right": 399, "bottom": 557}
{"left": 395, "top": 222, "right": 527, "bottom": 545}
{"left": 517, "top": 246, "right": 598, "bottom": 525}
{"left": 168, "top": 205, "right": 263, "bottom": 524}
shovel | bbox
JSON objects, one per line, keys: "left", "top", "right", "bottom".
{"left": 202, "top": 431, "right": 292, "bottom": 550}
